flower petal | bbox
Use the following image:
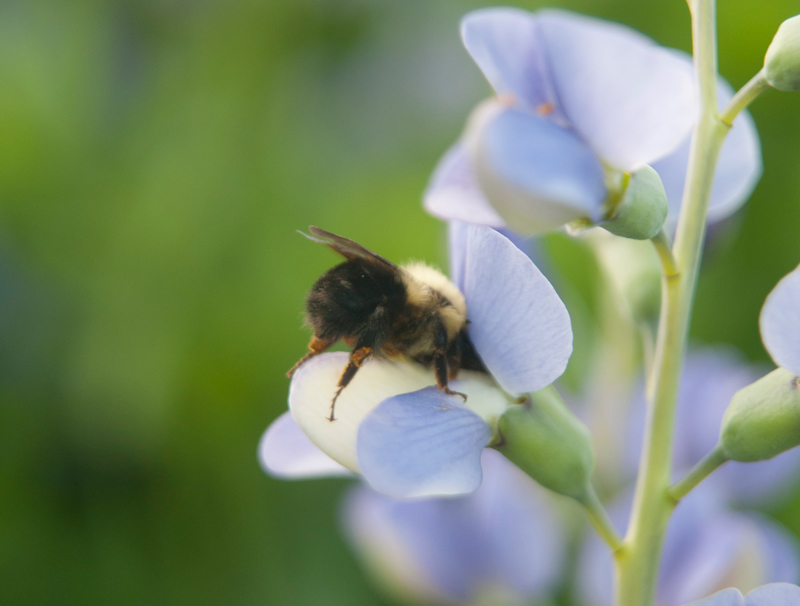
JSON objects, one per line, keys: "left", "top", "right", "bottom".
{"left": 684, "top": 589, "right": 745, "bottom": 606}
{"left": 466, "top": 101, "right": 607, "bottom": 232}
{"left": 289, "top": 353, "right": 437, "bottom": 473}
{"left": 258, "top": 411, "right": 351, "bottom": 479}
{"left": 668, "top": 513, "right": 776, "bottom": 605}
{"left": 746, "top": 584, "right": 800, "bottom": 606}
{"left": 537, "top": 10, "right": 696, "bottom": 171}
{"left": 341, "top": 486, "right": 450, "bottom": 604}
{"left": 652, "top": 78, "right": 762, "bottom": 225}
{"left": 454, "top": 224, "right": 572, "bottom": 394}
{"left": 341, "top": 450, "right": 564, "bottom": 603}
{"left": 475, "top": 450, "right": 565, "bottom": 595}
{"left": 423, "top": 143, "right": 507, "bottom": 228}
{"left": 357, "top": 382, "right": 507, "bottom": 498}
{"left": 760, "top": 265, "right": 800, "bottom": 376}
{"left": 460, "top": 8, "right": 555, "bottom": 109}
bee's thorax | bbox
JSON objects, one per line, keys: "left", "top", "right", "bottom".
{"left": 400, "top": 262, "right": 467, "bottom": 340}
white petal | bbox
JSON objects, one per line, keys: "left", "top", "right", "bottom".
{"left": 289, "top": 352, "right": 509, "bottom": 473}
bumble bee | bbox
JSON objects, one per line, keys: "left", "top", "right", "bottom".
{"left": 287, "top": 226, "right": 486, "bottom": 421}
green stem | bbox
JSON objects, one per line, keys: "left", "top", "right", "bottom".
{"left": 651, "top": 229, "right": 680, "bottom": 277}
{"left": 667, "top": 446, "right": 729, "bottom": 501}
{"left": 719, "top": 69, "right": 771, "bottom": 125}
{"left": 614, "top": 1, "right": 730, "bottom": 604}
{"left": 579, "top": 486, "right": 624, "bottom": 552}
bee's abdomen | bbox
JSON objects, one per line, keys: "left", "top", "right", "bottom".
{"left": 306, "top": 259, "right": 406, "bottom": 341}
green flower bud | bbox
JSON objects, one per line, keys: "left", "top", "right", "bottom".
{"left": 765, "top": 15, "right": 800, "bottom": 92}
{"left": 601, "top": 165, "right": 669, "bottom": 240}
{"left": 720, "top": 368, "right": 800, "bottom": 462}
{"left": 496, "top": 386, "right": 595, "bottom": 500}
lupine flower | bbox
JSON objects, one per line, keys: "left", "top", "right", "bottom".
{"left": 341, "top": 449, "right": 565, "bottom": 606}
{"left": 260, "top": 224, "right": 572, "bottom": 498}
{"left": 759, "top": 264, "right": 800, "bottom": 379}
{"left": 578, "top": 483, "right": 800, "bottom": 606}
{"left": 577, "top": 349, "right": 800, "bottom": 606}
{"left": 685, "top": 583, "right": 800, "bottom": 606}
{"left": 622, "top": 349, "right": 800, "bottom": 506}
{"left": 424, "top": 8, "right": 761, "bottom": 233}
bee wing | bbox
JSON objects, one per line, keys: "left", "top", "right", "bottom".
{"left": 301, "top": 226, "right": 398, "bottom": 269}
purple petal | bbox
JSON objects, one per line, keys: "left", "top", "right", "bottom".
{"left": 468, "top": 102, "right": 607, "bottom": 232}
{"left": 760, "top": 264, "right": 800, "bottom": 376}
{"left": 341, "top": 450, "right": 564, "bottom": 603}
{"left": 424, "top": 143, "right": 507, "bottom": 229}
{"left": 460, "top": 8, "right": 555, "bottom": 110}
{"left": 537, "top": 11, "right": 696, "bottom": 171}
{"left": 341, "top": 486, "right": 451, "bottom": 604}
{"left": 684, "top": 589, "right": 745, "bottom": 606}
{"left": 652, "top": 78, "right": 762, "bottom": 225}
{"left": 454, "top": 224, "right": 572, "bottom": 394}
{"left": 475, "top": 450, "right": 565, "bottom": 595}
{"left": 258, "top": 411, "right": 351, "bottom": 479}
{"left": 357, "top": 387, "right": 492, "bottom": 498}
{"left": 668, "top": 513, "right": 765, "bottom": 605}
{"left": 746, "top": 584, "right": 800, "bottom": 606}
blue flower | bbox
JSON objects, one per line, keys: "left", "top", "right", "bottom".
{"left": 260, "top": 225, "right": 573, "bottom": 498}
{"left": 341, "top": 450, "right": 565, "bottom": 605}
{"left": 621, "top": 349, "right": 800, "bottom": 506}
{"left": 261, "top": 344, "right": 800, "bottom": 604}
{"left": 575, "top": 348, "right": 800, "bottom": 606}
{"left": 424, "top": 8, "right": 761, "bottom": 233}
{"left": 685, "top": 584, "right": 800, "bottom": 606}
{"left": 577, "top": 483, "right": 800, "bottom": 606}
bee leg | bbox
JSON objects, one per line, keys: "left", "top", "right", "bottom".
{"left": 435, "top": 356, "right": 467, "bottom": 402}
{"left": 432, "top": 318, "right": 467, "bottom": 402}
{"left": 329, "top": 346, "right": 373, "bottom": 421}
{"left": 287, "top": 336, "right": 334, "bottom": 378}
{"left": 328, "top": 306, "right": 390, "bottom": 420}
{"left": 447, "top": 334, "right": 462, "bottom": 381}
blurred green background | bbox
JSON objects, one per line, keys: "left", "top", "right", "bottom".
{"left": 1, "top": 0, "right": 799, "bottom": 604}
